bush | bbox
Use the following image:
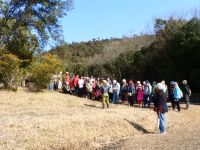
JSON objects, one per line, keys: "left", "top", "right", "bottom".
{"left": 29, "top": 54, "right": 62, "bottom": 91}
{"left": 0, "top": 53, "right": 21, "bottom": 90}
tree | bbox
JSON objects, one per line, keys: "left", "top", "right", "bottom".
{"left": 0, "top": 0, "right": 73, "bottom": 53}
{"left": 29, "top": 54, "right": 63, "bottom": 91}
{"left": 0, "top": 53, "right": 21, "bottom": 89}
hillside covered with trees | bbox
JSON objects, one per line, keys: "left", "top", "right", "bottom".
{"left": 50, "top": 17, "right": 200, "bottom": 92}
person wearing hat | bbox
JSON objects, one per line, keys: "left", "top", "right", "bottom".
{"left": 101, "top": 80, "right": 110, "bottom": 109}
{"left": 112, "top": 80, "right": 120, "bottom": 104}
{"left": 127, "top": 80, "right": 136, "bottom": 107}
{"left": 136, "top": 81, "right": 144, "bottom": 108}
{"left": 181, "top": 80, "right": 192, "bottom": 109}
{"left": 154, "top": 83, "right": 168, "bottom": 134}
{"left": 143, "top": 80, "right": 152, "bottom": 108}
{"left": 121, "top": 79, "right": 128, "bottom": 104}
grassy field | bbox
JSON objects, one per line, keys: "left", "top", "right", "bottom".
{"left": 0, "top": 88, "right": 200, "bottom": 150}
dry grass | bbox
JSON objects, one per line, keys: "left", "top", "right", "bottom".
{"left": 0, "top": 88, "right": 200, "bottom": 150}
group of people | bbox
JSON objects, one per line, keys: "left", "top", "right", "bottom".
{"left": 49, "top": 72, "right": 192, "bottom": 134}
{"left": 49, "top": 72, "right": 191, "bottom": 110}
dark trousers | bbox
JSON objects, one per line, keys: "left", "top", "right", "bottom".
{"left": 171, "top": 99, "right": 175, "bottom": 109}
{"left": 87, "top": 92, "right": 93, "bottom": 99}
{"left": 143, "top": 94, "right": 151, "bottom": 107}
{"left": 128, "top": 96, "right": 134, "bottom": 106}
{"left": 121, "top": 93, "right": 127, "bottom": 102}
{"left": 109, "top": 93, "right": 113, "bottom": 102}
{"left": 174, "top": 100, "right": 180, "bottom": 111}
{"left": 78, "top": 88, "right": 84, "bottom": 97}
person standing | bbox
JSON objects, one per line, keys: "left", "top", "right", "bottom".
{"left": 182, "top": 80, "right": 192, "bottom": 109}
{"left": 154, "top": 83, "right": 168, "bottom": 134}
{"left": 101, "top": 80, "right": 110, "bottom": 109}
{"left": 57, "top": 71, "right": 63, "bottom": 90}
{"left": 78, "top": 76, "right": 85, "bottom": 97}
{"left": 143, "top": 80, "right": 152, "bottom": 108}
{"left": 173, "top": 82, "right": 183, "bottom": 111}
{"left": 86, "top": 78, "right": 93, "bottom": 99}
{"left": 121, "top": 79, "right": 128, "bottom": 104}
{"left": 73, "top": 75, "right": 79, "bottom": 95}
{"left": 127, "top": 80, "right": 136, "bottom": 107}
{"left": 169, "top": 81, "right": 175, "bottom": 110}
{"left": 136, "top": 81, "right": 144, "bottom": 108}
{"left": 112, "top": 80, "right": 120, "bottom": 104}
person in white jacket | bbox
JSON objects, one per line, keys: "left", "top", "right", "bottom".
{"left": 112, "top": 80, "right": 120, "bottom": 104}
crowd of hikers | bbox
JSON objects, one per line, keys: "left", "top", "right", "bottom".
{"left": 49, "top": 71, "right": 192, "bottom": 134}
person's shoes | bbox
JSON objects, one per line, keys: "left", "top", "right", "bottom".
{"left": 160, "top": 131, "right": 166, "bottom": 135}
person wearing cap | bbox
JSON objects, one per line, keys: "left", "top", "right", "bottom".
{"left": 120, "top": 79, "right": 128, "bottom": 104}
{"left": 112, "top": 80, "right": 120, "bottom": 104}
{"left": 127, "top": 80, "right": 136, "bottom": 107}
{"left": 181, "top": 80, "right": 192, "bottom": 109}
{"left": 169, "top": 81, "right": 175, "bottom": 110}
{"left": 143, "top": 80, "right": 152, "bottom": 108}
{"left": 154, "top": 83, "right": 168, "bottom": 134}
{"left": 101, "top": 80, "right": 110, "bottom": 108}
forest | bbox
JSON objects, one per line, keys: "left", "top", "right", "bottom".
{"left": 51, "top": 17, "right": 200, "bottom": 92}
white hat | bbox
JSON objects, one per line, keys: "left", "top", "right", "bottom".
{"left": 122, "top": 79, "right": 126, "bottom": 83}
{"left": 113, "top": 80, "right": 117, "bottom": 84}
{"left": 156, "top": 83, "right": 166, "bottom": 91}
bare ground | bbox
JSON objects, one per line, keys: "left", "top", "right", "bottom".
{"left": 0, "top": 88, "right": 200, "bottom": 150}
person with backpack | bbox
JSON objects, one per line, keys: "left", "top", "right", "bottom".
{"left": 182, "top": 80, "right": 192, "bottom": 109}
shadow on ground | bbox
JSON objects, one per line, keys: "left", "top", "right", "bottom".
{"left": 84, "top": 104, "right": 102, "bottom": 109}
{"left": 124, "top": 119, "right": 153, "bottom": 134}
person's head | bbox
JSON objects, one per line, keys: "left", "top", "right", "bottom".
{"left": 152, "top": 81, "right": 156, "bottom": 86}
{"left": 66, "top": 72, "right": 69, "bottom": 75}
{"left": 102, "top": 80, "right": 107, "bottom": 85}
{"left": 182, "top": 80, "right": 187, "bottom": 85}
{"left": 174, "top": 82, "right": 178, "bottom": 87}
{"left": 156, "top": 83, "right": 166, "bottom": 92}
{"left": 113, "top": 80, "right": 117, "bottom": 84}
{"left": 129, "top": 80, "right": 133, "bottom": 85}
{"left": 145, "top": 80, "right": 150, "bottom": 86}
{"left": 161, "top": 80, "right": 166, "bottom": 85}
{"left": 136, "top": 81, "right": 141, "bottom": 85}
{"left": 170, "top": 81, "right": 175, "bottom": 85}
{"left": 122, "top": 79, "right": 126, "bottom": 84}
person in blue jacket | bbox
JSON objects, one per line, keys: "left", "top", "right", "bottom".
{"left": 173, "top": 82, "right": 183, "bottom": 111}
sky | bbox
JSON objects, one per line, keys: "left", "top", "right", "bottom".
{"left": 59, "top": 0, "right": 200, "bottom": 44}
